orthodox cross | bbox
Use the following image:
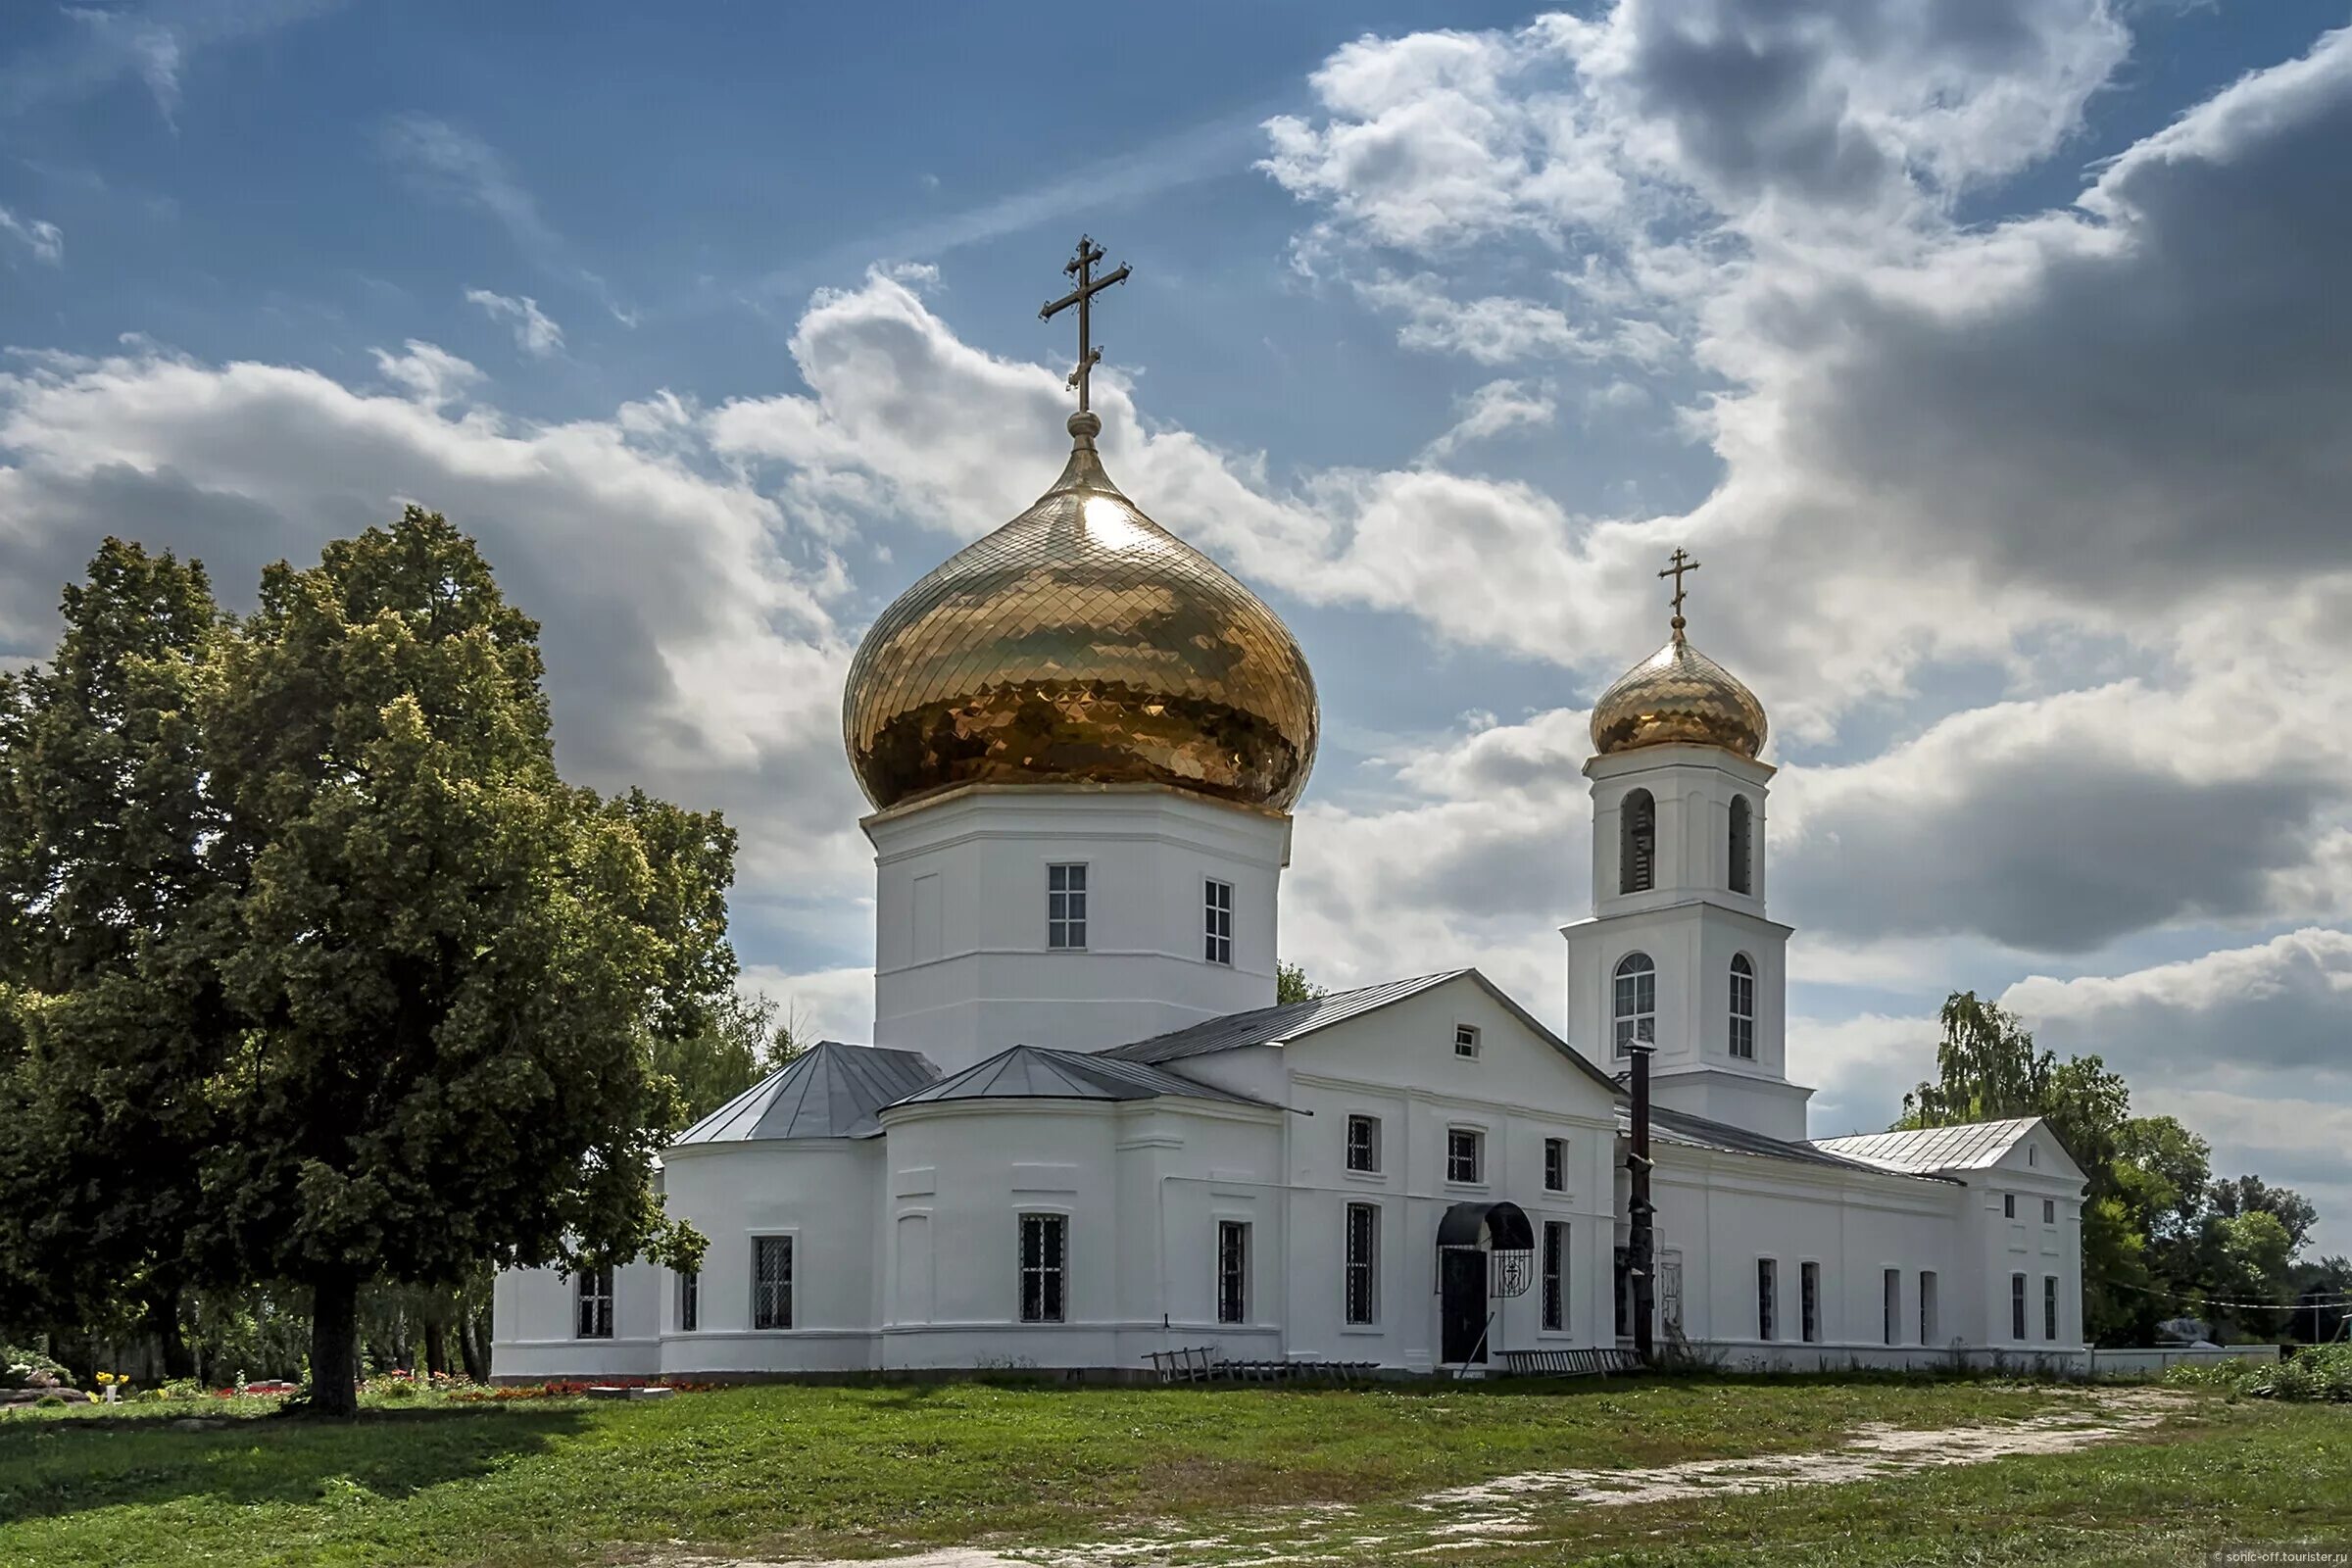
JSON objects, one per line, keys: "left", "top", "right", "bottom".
{"left": 1040, "top": 234, "right": 1130, "bottom": 414}
{"left": 1658, "top": 547, "right": 1701, "bottom": 627}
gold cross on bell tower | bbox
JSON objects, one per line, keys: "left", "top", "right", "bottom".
{"left": 1040, "top": 234, "right": 1130, "bottom": 416}
{"left": 1659, "top": 547, "right": 1701, "bottom": 637}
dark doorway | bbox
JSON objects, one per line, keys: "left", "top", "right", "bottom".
{"left": 1440, "top": 1249, "right": 1490, "bottom": 1363}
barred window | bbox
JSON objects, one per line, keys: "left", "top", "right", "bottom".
{"left": 753, "top": 1237, "right": 793, "bottom": 1330}
{"left": 1800, "top": 1260, "right": 1821, "bottom": 1344}
{"left": 1345, "top": 1113, "right": 1381, "bottom": 1174}
{"left": 1614, "top": 953, "right": 1656, "bottom": 1055}
{"left": 1543, "top": 1221, "right": 1568, "bottom": 1333}
{"left": 1446, "top": 1127, "right": 1484, "bottom": 1185}
{"left": 1544, "top": 1137, "right": 1566, "bottom": 1193}
{"left": 1345, "top": 1202, "right": 1379, "bottom": 1325}
{"left": 1217, "top": 1221, "right": 1250, "bottom": 1326}
{"left": 1729, "top": 955, "right": 1756, "bottom": 1060}
{"left": 1621, "top": 789, "right": 1655, "bottom": 893}
{"left": 1048, "top": 863, "right": 1088, "bottom": 950}
{"left": 1020, "top": 1213, "right": 1067, "bottom": 1323}
{"left": 575, "top": 1266, "right": 613, "bottom": 1340}
{"left": 677, "top": 1268, "right": 699, "bottom": 1334}
{"left": 2011, "top": 1273, "right": 2029, "bottom": 1341}
{"left": 1729, "top": 794, "right": 1753, "bottom": 895}
{"left": 2044, "top": 1275, "right": 2060, "bottom": 1342}
{"left": 1920, "top": 1270, "right": 1939, "bottom": 1345}
{"left": 1757, "top": 1258, "right": 1778, "bottom": 1341}
{"left": 1203, "top": 878, "right": 1233, "bottom": 965}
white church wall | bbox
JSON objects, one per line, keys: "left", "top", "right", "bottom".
{"left": 491, "top": 1260, "right": 663, "bottom": 1382}
{"left": 1958, "top": 1134, "right": 2089, "bottom": 1352}
{"left": 867, "top": 786, "right": 1289, "bottom": 1072}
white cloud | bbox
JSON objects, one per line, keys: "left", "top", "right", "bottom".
{"left": 0, "top": 205, "right": 63, "bottom": 266}
{"left": 465, "top": 288, "right": 564, "bottom": 358}
{"left": 0, "top": 0, "right": 344, "bottom": 123}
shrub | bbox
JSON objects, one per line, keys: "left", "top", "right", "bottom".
{"left": 2166, "top": 1346, "right": 2352, "bottom": 1402}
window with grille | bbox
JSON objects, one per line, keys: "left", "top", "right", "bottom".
{"left": 2011, "top": 1273, "right": 2028, "bottom": 1341}
{"left": 677, "top": 1269, "right": 699, "bottom": 1334}
{"left": 1217, "top": 1221, "right": 1249, "bottom": 1325}
{"left": 1345, "top": 1202, "right": 1379, "bottom": 1325}
{"left": 1345, "top": 1113, "right": 1381, "bottom": 1174}
{"left": 1543, "top": 1221, "right": 1568, "bottom": 1332}
{"left": 1048, "top": 863, "right": 1087, "bottom": 950}
{"left": 1203, "top": 878, "right": 1233, "bottom": 965}
{"left": 1800, "top": 1260, "right": 1821, "bottom": 1344}
{"left": 1729, "top": 794, "right": 1753, "bottom": 895}
{"left": 2003, "top": 1193, "right": 2017, "bottom": 1219}
{"left": 1544, "top": 1137, "right": 1566, "bottom": 1193}
{"left": 1614, "top": 953, "right": 1656, "bottom": 1055}
{"left": 1883, "top": 1268, "right": 1900, "bottom": 1346}
{"left": 1920, "top": 1270, "right": 1939, "bottom": 1344}
{"left": 1020, "top": 1213, "right": 1066, "bottom": 1323}
{"left": 753, "top": 1237, "right": 793, "bottom": 1330}
{"left": 1756, "top": 1259, "right": 1778, "bottom": 1341}
{"left": 2043, "top": 1198, "right": 2056, "bottom": 1224}
{"left": 2044, "top": 1275, "right": 2059, "bottom": 1342}
{"left": 1729, "top": 955, "right": 1755, "bottom": 1059}
{"left": 576, "top": 1266, "right": 614, "bottom": 1340}
{"left": 1446, "top": 1127, "right": 1484, "bottom": 1185}
{"left": 1620, "top": 789, "right": 1656, "bottom": 893}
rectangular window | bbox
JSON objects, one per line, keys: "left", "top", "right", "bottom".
{"left": 1203, "top": 878, "right": 1234, "bottom": 965}
{"left": 1729, "top": 962, "right": 1755, "bottom": 1059}
{"left": 1453, "top": 1023, "right": 1481, "bottom": 1058}
{"left": 1047, "top": 863, "right": 1088, "bottom": 950}
{"left": 1544, "top": 1137, "right": 1567, "bottom": 1193}
{"left": 2044, "top": 1275, "right": 2060, "bottom": 1342}
{"left": 1446, "top": 1127, "right": 1484, "bottom": 1185}
{"left": 1800, "top": 1260, "right": 1821, "bottom": 1344}
{"left": 1020, "top": 1213, "right": 1067, "bottom": 1323}
{"left": 2043, "top": 1198, "right": 2056, "bottom": 1224}
{"left": 2003, "top": 1193, "right": 2017, "bottom": 1219}
{"left": 1920, "top": 1271, "right": 1938, "bottom": 1345}
{"left": 1345, "top": 1202, "right": 1379, "bottom": 1325}
{"left": 2011, "top": 1273, "right": 2028, "bottom": 1341}
{"left": 676, "top": 1269, "right": 699, "bottom": 1334}
{"left": 1345, "top": 1113, "right": 1381, "bottom": 1174}
{"left": 575, "top": 1266, "right": 614, "bottom": 1340}
{"left": 1216, "top": 1221, "right": 1250, "bottom": 1325}
{"left": 1884, "top": 1267, "right": 1900, "bottom": 1346}
{"left": 1543, "top": 1221, "right": 1568, "bottom": 1332}
{"left": 1757, "top": 1259, "right": 1778, "bottom": 1341}
{"left": 753, "top": 1237, "right": 794, "bottom": 1330}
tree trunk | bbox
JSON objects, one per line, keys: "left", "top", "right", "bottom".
{"left": 307, "top": 1276, "right": 362, "bottom": 1418}
{"left": 458, "top": 1307, "right": 489, "bottom": 1383}
{"left": 424, "top": 1314, "right": 451, "bottom": 1379}
{"left": 146, "top": 1288, "right": 195, "bottom": 1382}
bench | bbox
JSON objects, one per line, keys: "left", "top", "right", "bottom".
{"left": 1496, "top": 1347, "right": 1643, "bottom": 1378}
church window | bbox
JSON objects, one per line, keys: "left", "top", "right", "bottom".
{"left": 1620, "top": 789, "right": 1656, "bottom": 894}
{"left": 1729, "top": 955, "right": 1756, "bottom": 1060}
{"left": 1446, "top": 1127, "right": 1485, "bottom": 1185}
{"left": 1345, "top": 1113, "right": 1382, "bottom": 1174}
{"left": 1020, "top": 1213, "right": 1067, "bottom": 1323}
{"left": 1203, "top": 878, "right": 1233, "bottom": 965}
{"left": 1047, "top": 863, "right": 1088, "bottom": 950}
{"left": 753, "top": 1236, "right": 794, "bottom": 1330}
{"left": 2003, "top": 1193, "right": 2016, "bottom": 1219}
{"left": 1453, "top": 1023, "right": 1481, "bottom": 1058}
{"left": 1729, "top": 795, "right": 1753, "bottom": 895}
{"left": 575, "top": 1266, "right": 613, "bottom": 1340}
{"left": 1920, "top": 1271, "right": 1939, "bottom": 1344}
{"left": 1799, "top": 1260, "right": 1821, "bottom": 1343}
{"left": 1883, "top": 1268, "right": 1900, "bottom": 1346}
{"left": 1543, "top": 1221, "right": 1568, "bottom": 1332}
{"left": 1613, "top": 954, "right": 1656, "bottom": 1055}
{"left": 676, "top": 1269, "right": 699, "bottom": 1334}
{"left": 2044, "top": 1276, "right": 2060, "bottom": 1342}
{"left": 1756, "top": 1259, "right": 1778, "bottom": 1341}
{"left": 1345, "top": 1202, "right": 1380, "bottom": 1325}
{"left": 1544, "top": 1137, "right": 1567, "bottom": 1193}
{"left": 2011, "top": 1273, "right": 2028, "bottom": 1341}
{"left": 1217, "top": 1221, "right": 1250, "bottom": 1325}
{"left": 2043, "top": 1198, "right": 2056, "bottom": 1224}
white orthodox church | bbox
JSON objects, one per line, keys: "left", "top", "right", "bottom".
{"left": 493, "top": 246, "right": 2086, "bottom": 1380}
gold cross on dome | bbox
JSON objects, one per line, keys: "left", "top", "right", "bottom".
{"left": 1658, "top": 547, "right": 1701, "bottom": 626}
{"left": 1039, "top": 234, "right": 1130, "bottom": 414}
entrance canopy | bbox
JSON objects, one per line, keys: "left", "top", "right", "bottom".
{"left": 1435, "top": 1199, "right": 1534, "bottom": 1252}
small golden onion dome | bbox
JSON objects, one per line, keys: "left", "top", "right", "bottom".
{"left": 843, "top": 413, "right": 1320, "bottom": 812}
{"left": 1590, "top": 621, "right": 1768, "bottom": 760}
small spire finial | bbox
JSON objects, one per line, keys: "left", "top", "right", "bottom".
{"left": 1040, "top": 234, "right": 1131, "bottom": 434}
{"left": 1659, "top": 547, "right": 1701, "bottom": 639}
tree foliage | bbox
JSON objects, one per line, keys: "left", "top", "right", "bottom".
{"left": 1276, "top": 961, "right": 1325, "bottom": 1006}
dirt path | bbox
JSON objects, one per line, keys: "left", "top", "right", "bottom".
{"left": 672, "top": 1388, "right": 2190, "bottom": 1568}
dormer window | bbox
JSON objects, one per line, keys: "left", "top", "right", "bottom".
{"left": 1453, "top": 1024, "right": 1481, "bottom": 1058}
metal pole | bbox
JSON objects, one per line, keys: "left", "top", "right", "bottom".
{"left": 1628, "top": 1045, "right": 1657, "bottom": 1366}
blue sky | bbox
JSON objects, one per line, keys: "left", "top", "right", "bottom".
{"left": 4, "top": 1, "right": 2350, "bottom": 1249}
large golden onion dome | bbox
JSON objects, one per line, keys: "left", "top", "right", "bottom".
{"left": 1590, "top": 564, "right": 1768, "bottom": 759}
{"left": 843, "top": 412, "right": 1320, "bottom": 812}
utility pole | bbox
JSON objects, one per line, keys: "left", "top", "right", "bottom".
{"left": 1628, "top": 1043, "right": 1657, "bottom": 1365}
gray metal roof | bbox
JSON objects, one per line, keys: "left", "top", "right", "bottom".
{"left": 889, "top": 1045, "right": 1278, "bottom": 1110}
{"left": 1626, "top": 1102, "right": 1948, "bottom": 1179}
{"left": 1810, "top": 1117, "right": 2041, "bottom": 1174}
{"left": 1100, "top": 971, "right": 1466, "bottom": 1063}
{"left": 671, "top": 1041, "right": 940, "bottom": 1146}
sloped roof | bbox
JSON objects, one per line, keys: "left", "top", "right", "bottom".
{"left": 671, "top": 1041, "right": 939, "bottom": 1146}
{"left": 889, "top": 1044, "right": 1278, "bottom": 1111}
{"left": 1810, "top": 1117, "right": 2042, "bottom": 1174}
{"left": 1100, "top": 968, "right": 1622, "bottom": 1095}
{"left": 1624, "top": 1102, "right": 1929, "bottom": 1176}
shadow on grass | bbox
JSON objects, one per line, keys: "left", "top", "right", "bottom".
{"left": 0, "top": 1401, "right": 593, "bottom": 1527}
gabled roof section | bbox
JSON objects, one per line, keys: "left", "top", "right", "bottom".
{"left": 1099, "top": 968, "right": 1621, "bottom": 1095}
{"left": 1810, "top": 1117, "right": 2044, "bottom": 1175}
{"left": 1627, "top": 1103, "right": 1936, "bottom": 1177}
{"left": 672, "top": 1041, "right": 939, "bottom": 1146}
{"left": 889, "top": 1045, "right": 1279, "bottom": 1111}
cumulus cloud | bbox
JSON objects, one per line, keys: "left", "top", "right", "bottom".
{"left": 0, "top": 205, "right": 63, "bottom": 266}
{"left": 465, "top": 288, "right": 564, "bottom": 358}
{"left": 2006, "top": 928, "right": 2352, "bottom": 1075}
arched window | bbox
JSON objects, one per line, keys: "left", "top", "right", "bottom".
{"left": 1729, "top": 795, "right": 1753, "bottom": 896}
{"left": 1620, "top": 789, "right": 1656, "bottom": 894}
{"left": 1613, "top": 953, "right": 1656, "bottom": 1055}
{"left": 1729, "top": 955, "right": 1755, "bottom": 1060}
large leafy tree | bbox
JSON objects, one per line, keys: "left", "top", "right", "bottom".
{"left": 182, "top": 508, "right": 721, "bottom": 1414}
{"left": 0, "top": 540, "right": 227, "bottom": 1371}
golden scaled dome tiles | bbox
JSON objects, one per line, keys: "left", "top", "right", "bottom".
{"left": 1589, "top": 634, "right": 1769, "bottom": 760}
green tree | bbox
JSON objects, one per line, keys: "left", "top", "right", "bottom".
{"left": 654, "top": 990, "right": 792, "bottom": 1124}
{"left": 2209, "top": 1174, "right": 2317, "bottom": 1253}
{"left": 1276, "top": 961, "right": 1325, "bottom": 1006}
{"left": 188, "top": 509, "right": 722, "bottom": 1415}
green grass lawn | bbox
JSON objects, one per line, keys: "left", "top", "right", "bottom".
{"left": 0, "top": 1377, "right": 2336, "bottom": 1567}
